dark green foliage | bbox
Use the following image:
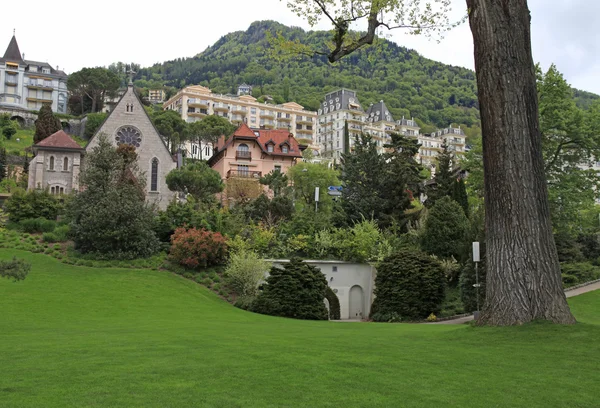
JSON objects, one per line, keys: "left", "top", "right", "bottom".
{"left": 0, "top": 147, "right": 6, "bottom": 182}
{"left": 2, "top": 120, "right": 17, "bottom": 140}
{"left": 554, "top": 232, "right": 584, "bottom": 263}
{"left": 245, "top": 194, "right": 294, "bottom": 226}
{"left": 371, "top": 250, "right": 446, "bottom": 321}
{"left": 577, "top": 233, "right": 600, "bottom": 261}
{"left": 251, "top": 258, "right": 328, "bottom": 320}
{"left": 451, "top": 178, "right": 469, "bottom": 217}
{"left": 150, "top": 110, "right": 187, "bottom": 153}
{"left": 0, "top": 257, "right": 30, "bottom": 281}
{"left": 459, "top": 258, "right": 487, "bottom": 313}
{"left": 560, "top": 263, "right": 600, "bottom": 287}
{"left": 18, "top": 218, "right": 56, "bottom": 233}
{"left": 259, "top": 170, "right": 288, "bottom": 197}
{"left": 4, "top": 189, "right": 63, "bottom": 222}
{"left": 34, "top": 104, "right": 62, "bottom": 143}
{"left": 187, "top": 115, "right": 236, "bottom": 158}
{"left": 165, "top": 161, "right": 224, "bottom": 203}
{"left": 67, "top": 67, "right": 120, "bottom": 114}
{"left": 421, "top": 197, "right": 468, "bottom": 260}
{"left": 153, "top": 200, "right": 202, "bottom": 242}
{"left": 84, "top": 113, "right": 108, "bottom": 139}
{"left": 425, "top": 142, "right": 453, "bottom": 207}
{"left": 325, "top": 286, "right": 341, "bottom": 320}
{"left": 66, "top": 135, "right": 160, "bottom": 259}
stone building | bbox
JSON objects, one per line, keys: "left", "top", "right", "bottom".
{"left": 28, "top": 130, "right": 83, "bottom": 194}
{"left": 85, "top": 82, "right": 177, "bottom": 210}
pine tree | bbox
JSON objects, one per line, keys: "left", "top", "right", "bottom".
{"left": 0, "top": 147, "right": 7, "bottom": 182}
{"left": 426, "top": 141, "right": 454, "bottom": 207}
{"left": 34, "top": 104, "right": 62, "bottom": 144}
{"left": 451, "top": 178, "right": 469, "bottom": 217}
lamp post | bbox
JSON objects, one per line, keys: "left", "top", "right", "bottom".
{"left": 472, "top": 241, "right": 481, "bottom": 319}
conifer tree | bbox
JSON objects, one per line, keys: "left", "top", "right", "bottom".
{"left": 426, "top": 141, "right": 454, "bottom": 207}
{"left": 34, "top": 104, "right": 62, "bottom": 144}
{"left": 0, "top": 147, "right": 7, "bottom": 182}
{"left": 451, "top": 177, "right": 469, "bottom": 217}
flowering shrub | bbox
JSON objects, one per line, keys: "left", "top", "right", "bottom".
{"left": 169, "top": 227, "right": 228, "bottom": 269}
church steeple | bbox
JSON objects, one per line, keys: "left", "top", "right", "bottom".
{"left": 2, "top": 31, "right": 24, "bottom": 64}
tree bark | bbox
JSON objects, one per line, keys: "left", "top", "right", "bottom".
{"left": 466, "top": 0, "right": 575, "bottom": 325}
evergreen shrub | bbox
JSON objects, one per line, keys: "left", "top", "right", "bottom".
{"left": 251, "top": 258, "right": 329, "bottom": 320}
{"left": 4, "top": 189, "right": 63, "bottom": 222}
{"left": 169, "top": 227, "right": 228, "bottom": 269}
{"left": 371, "top": 250, "right": 446, "bottom": 321}
{"left": 19, "top": 218, "right": 56, "bottom": 233}
{"left": 325, "top": 286, "right": 341, "bottom": 320}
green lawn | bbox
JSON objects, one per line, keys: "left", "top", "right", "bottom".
{"left": 1, "top": 249, "right": 599, "bottom": 408}
{"left": 1, "top": 129, "right": 34, "bottom": 154}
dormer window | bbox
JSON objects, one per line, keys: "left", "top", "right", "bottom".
{"left": 282, "top": 145, "right": 288, "bottom": 154}
{"left": 267, "top": 144, "right": 274, "bottom": 153}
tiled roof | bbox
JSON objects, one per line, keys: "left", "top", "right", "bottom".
{"left": 1, "top": 35, "right": 24, "bottom": 64}
{"left": 235, "top": 123, "right": 260, "bottom": 138}
{"left": 256, "top": 129, "right": 302, "bottom": 157}
{"left": 36, "top": 130, "right": 82, "bottom": 150}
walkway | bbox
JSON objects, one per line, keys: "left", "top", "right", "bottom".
{"left": 430, "top": 280, "right": 600, "bottom": 325}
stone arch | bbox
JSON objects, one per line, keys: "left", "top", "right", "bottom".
{"left": 10, "top": 115, "right": 25, "bottom": 127}
{"left": 349, "top": 285, "right": 364, "bottom": 319}
{"left": 61, "top": 122, "right": 71, "bottom": 133}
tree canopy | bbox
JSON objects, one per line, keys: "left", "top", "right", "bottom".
{"left": 165, "top": 161, "right": 224, "bottom": 204}
{"left": 67, "top": 67, "right": 120, "bottom": 114}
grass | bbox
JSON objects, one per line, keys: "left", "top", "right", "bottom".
{"left": 1, "top": 249, "right": 599, "bottom": 408}
{"left": 1, "top": 128, "right": 34, "bottom": 154}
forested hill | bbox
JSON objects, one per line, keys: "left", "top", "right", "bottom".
{"left": 136, "top": 20, "right": 599, "bottom": 136}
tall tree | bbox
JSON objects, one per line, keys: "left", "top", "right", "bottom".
{"left": 150, "top": 110, "right": 188, "bottom": 153}
{"left": 34, "top": 104, "right": 62, "bottom": 143}
{"left": 426, "top": 141, "right": 454, "bottom": 207}
{"left": 165, "top": 161, "right": 224, "bottom": 204}
{"left": 187, "top": 115, "right": 236, "bottom": 159}
{"left": 0, "top": 147, "right": 7, "bottom": 182}
{"left": 67, "top": 67, "right": 120, "bottom": 113}
{"left": 283, "top": 0, "right": 575, "bottom": 325}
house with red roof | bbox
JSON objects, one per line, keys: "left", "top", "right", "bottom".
{"left": 28, "top": 130, "right": 84, "bottom": 194}
{"left": 208, "top": 123, "right": 305, "bottom": 181}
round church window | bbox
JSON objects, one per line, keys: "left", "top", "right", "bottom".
{"left": 115, "top": 126, "right": 142, "bottom": 148}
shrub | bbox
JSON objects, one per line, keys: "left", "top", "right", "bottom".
{"left": 4, "top": 189, "right": 63, "bottom": 222}
{"left": 251, "top": 258, "right": 329, "bottom": 320}
{"left": 560, "top": 262, "right": 600, "bottom": 287}
{"left": 420, "top": 196, "right": 468, "bottom": 260}
{"left": 19, "top": 218, "right": 56, "bottom": 233}
{"left": 42, "top": 232, "right": 58, "bottom": 243}
{"left": 169, "top": 227, "right": 228, "bottom": 269}
{"left": 0, "top": 257, "right": 31, "bottom": 281}
{"left": 224, "top": 249, "right": 270, "bottom": 298}
{"left": 53, "top": 225, "right": 70, "bottom": 242}
{"left": 370, "top": 250, "right": 446, "bottom": 321}
{"left": 325, "top": 286, "right": 341, "bottom": 320}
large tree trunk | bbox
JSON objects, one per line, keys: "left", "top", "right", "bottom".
{"left": 466, "top": 0, "right": 575, "bottom": 325}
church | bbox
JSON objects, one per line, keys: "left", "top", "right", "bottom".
{"left": 28, "top": 82, "right": 177, "bottom": 210}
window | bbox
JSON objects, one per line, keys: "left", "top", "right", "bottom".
{"left": 49, "top": 156, "right": 55, "bottom": 170}
{"left": 238, "top": 143, "right": 249, "bottom": 152}
{"left": 151, "top": 158, "right": 158, "bottom": 192}
{"left": 205, "top": 146, "right": 210, "bottom": 157}
{"left": 251, "top": 107, "right": 256, "bottom": 114}
{"left": 282, "top": 145, "right": 289, "bottom": 154}
{"left": 274, "top": 165, "right": 281, "bottom": 172}
{"left": 267, "top": 144, "right": 274, "bottom": 153}
{"left": 59, "top": 187, "right": 64, "bottom": 195}
{"left": 63, "top": 157, "right": 69, "bottom": 171}
{"left": 51, "top": 187, "right": 55, "bottom": 194}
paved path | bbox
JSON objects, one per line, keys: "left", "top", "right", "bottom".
{"left": 430, "top": 281, "right": 600, "bottom": 325}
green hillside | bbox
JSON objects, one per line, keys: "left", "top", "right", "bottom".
{"left": 1, "top": 249, "right": 599, "bottom": 407}
{"left": 136, "top": 20, "right": 599, "bottom": 137}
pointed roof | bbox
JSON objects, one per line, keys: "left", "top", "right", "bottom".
{"left": 234, "top": 122, "right": 260, "bottom": 138}
{"left": 1, "top": 35, "right": 24, "bottom": 64}
{"left": 35, "top": 130, "right": 83, "bottom": 150}
{"left": 366, "top": 100, "right": 395, "bottom": 123}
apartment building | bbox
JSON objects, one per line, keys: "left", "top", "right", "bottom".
{"left": 147, "top": 89, "right": 166, "bottom": 104}
{"left": 163, "top": 85, "right": 317, "bottom": 158}
{"left": 0, "top": 34, "right": 68, "bottom": 113}
{"left": 317, "top": 89, "right": 467, "bottom": 167}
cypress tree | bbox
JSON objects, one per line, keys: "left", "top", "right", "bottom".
{"left": 34, "top": 104, "right": 62, "bottom": 143}
{"left": 426, "top": 141, "right": 454, "bottom": 207}
{"left": 451, "top": 178, "right": 469, "bottom": 217}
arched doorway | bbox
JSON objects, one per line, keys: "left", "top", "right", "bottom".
{"left": 61, "top": 122, "right": 71, "bottom": 133}
{"left": 349, "top": 285, "right": 364, "bottom": 319}
{"left": 10, "top": 115, "right": 25, "bottom": 128}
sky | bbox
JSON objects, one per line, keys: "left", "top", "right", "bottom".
{"left": 3, "top": 0, "right": 599, "bottom": 94}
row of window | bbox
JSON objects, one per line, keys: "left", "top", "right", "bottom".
{"left": 48, "top": 156, "right": 70, "bottom": 171}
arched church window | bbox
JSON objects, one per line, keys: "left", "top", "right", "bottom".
{"left": 115, "top": 126, "right": 142, "bottom": 148}
{"left": 49, "top": 156, "right": 55, "bottom": 170}
{"left": 151, "top": 158, "right": 158, "bottom": 192}
{"left": 63, "top": 157, "right": 69, "bottom": 171}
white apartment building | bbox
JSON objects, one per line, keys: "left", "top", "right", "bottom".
{"left": 164, "top": 85, "right": 318, "bottom": 159}
{"left": 0, "top": 34, "right": 68, "bottom": 114}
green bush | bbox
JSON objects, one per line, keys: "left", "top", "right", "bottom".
{"left": 371, "top": 250, "right": 446, "bottom": 321}
{"left": 42, "top": 232, "right": 59, "bottom": 243}
{"left": 420, "top": 196, "right": 468, "bottom": 260}
{"left": 325, "top": 286, "right": 341, "bottom": 320}
{"left": 251, "top": 258, "right": 329, "bottom": 320}
{"left": 0, "top": 257, "right": 31, "bottom": 281}
{"left": 19, "top": 218, "right": 56, "bottom": 233}
{"left": 560, "top": 262, "right": 600, "bottom": 287}
{"left": 4, "top": 189, "right": 63, "bottom": 222}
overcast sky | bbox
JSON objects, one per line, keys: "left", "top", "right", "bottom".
{"left": 3, "top": 0, "right": 599, "bottom": 94}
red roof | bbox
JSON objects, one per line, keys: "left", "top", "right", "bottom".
{"left": 256, "top": 129, "right": 302, "bottom": 158}
{"left": 235, "top": 123, "right": 259, "bottom": 138}
{"left": 36, "top": 130, "right": 82, "bottom": 150}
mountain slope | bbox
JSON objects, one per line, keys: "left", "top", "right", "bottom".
{"left": 137, "top": 21, "right": 598, "bottom": 136}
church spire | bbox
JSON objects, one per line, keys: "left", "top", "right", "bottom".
{"left": 2, "top": 31, "right": 24, "bottom": 64}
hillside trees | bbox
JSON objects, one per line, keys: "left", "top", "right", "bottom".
{"left": 34, "top": 104, "right": 62, "bottom": 143}
{"left": 285, "top": 0, "right": 575, "bottom": 325}
{"left": 67, "top": 67, "right": 120, "bottom": 114}
{"left": 187, "top": 115, "right": 236, "bottom": 159}
{"left": 166, "top": 161, "right": 224, "bottom": 204}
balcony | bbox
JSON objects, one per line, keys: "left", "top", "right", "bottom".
{"left": 227, "top": 169, "right": 262, "bottom": 179}
{"left": 231, "top": 114, "right": 245, "bottom": 123}
{"left": 188, "top": 111, "right": 207, "bottom": 118}
{"left": 213, "top": 103, "right": 229, "bottom": 112}
{"left": 297, "top": 128, "right": 313, "bottom": 135}
{"left": 260, "top": 110, "right": 275, "bottom": 118}
{"left": 231, "top": 106, "right": 247, "bottom": 114}
{"left": 347, "top": 116, "right": 363, "bottom": 123}
{"left": 260, "top": 119, "right": 275, "bottom": 128}
{"left": 297, "top": 117, "right": 313, "bottom": 125}
{"left": 5, "top": 79, "right": 18, "bottom": 86}
{"left": 277, "top": 115, "right": 292, "bottom": 122}
{"left": 188, "top": 99, "right": 209, "bottom": 108}
{"left": 27, "top": 82, "right": 53, "bottom": 91}
{"left": 236, "top": 150, "right": 252, "bottom": 160}
{"left": 27, "top": 97, "right": 53, "bottom": 104}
